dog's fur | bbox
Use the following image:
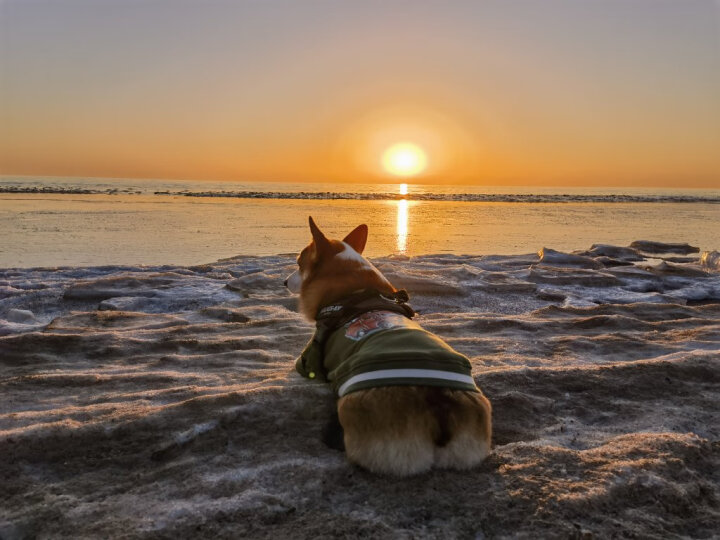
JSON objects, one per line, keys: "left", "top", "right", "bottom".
{"left": 287, "top": 217, "right": 492, "bottom": 476}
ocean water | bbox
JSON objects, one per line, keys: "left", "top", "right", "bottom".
{"left": 1, "top": 176, "right": 718, "bottom": 267}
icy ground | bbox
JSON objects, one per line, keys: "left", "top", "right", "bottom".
{"left": 1, "top": 241, "right": 719, "bottom": 538}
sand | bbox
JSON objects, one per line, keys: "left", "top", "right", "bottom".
{"left": 1, "top": 242, "right": 719, "bottom": 539}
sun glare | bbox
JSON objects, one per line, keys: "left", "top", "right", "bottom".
{"left": 382, "top": 143, "right": 427, "bottom": 177}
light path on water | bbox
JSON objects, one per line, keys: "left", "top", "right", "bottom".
{"left": 1, "top": 189, "right": 718, "bottom": 267}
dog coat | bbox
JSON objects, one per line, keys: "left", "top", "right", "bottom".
{"left": 295, "top": 290, "right": 478, "bottom": 397}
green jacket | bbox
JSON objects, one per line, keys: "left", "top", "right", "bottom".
{"left": 295, "top": 309, "right": 478, "bottom": 397}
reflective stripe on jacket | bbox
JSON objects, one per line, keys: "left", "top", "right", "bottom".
{"left": 296, "top": 310, "right": 478, "bottom": 397}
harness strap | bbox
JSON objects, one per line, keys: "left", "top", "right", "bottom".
{"left": 308, "top": 289, "right": 415, "bottom": 378}
{"left": 316, "top": 289, "right": 414, "bottom": 322}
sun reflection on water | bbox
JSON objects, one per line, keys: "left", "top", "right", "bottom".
{"left": 396, "top": 199, "right": 408, "bottom": 253}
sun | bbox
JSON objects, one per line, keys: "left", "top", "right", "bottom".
{"left": 382, "top": 142, "right": 427, "bottom": 177}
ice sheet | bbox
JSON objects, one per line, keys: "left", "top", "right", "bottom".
{"left": 1, "top": 242, "right": 718, "bottom": 538}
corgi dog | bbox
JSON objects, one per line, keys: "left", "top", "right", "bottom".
{"left": 285, "top": 217, "right": 492, "bottom": 476}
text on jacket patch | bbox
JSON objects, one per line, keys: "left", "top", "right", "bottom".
{"left": 344, "top": 310, "right": 414, "bottom": 341}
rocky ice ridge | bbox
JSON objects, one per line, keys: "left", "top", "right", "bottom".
{"left": 3, "top": 183, "right": 720, "bottom": 204}
{"left": 1, "top": 242, "right": 719, "bottom": 538}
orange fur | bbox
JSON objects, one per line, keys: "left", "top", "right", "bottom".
{"left": 290, "top": 216, "right": 493, "bottom": 476}
{"left": 338, "top": 387, "right": 492, "bottom": 476}
{"left": 297, "top": 218, "right": 393, "bottom": 320}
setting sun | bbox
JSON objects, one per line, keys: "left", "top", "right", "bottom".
{"left": 382, "top": 143, "right": 427, "bottom": 177}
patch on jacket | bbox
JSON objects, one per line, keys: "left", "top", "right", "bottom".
{"left": 344, "top": 310, "right": 412, "bottom": 341}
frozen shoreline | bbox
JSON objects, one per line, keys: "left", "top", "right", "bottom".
{"left": 3, "top": 184, "right": 720, "bottom": 204}
{"left": 1, "top": 242, "right": 719, "bottom": 538}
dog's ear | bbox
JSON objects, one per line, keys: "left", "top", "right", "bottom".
{"left": 309, "top": 216, "right": 332, "bottom": 254}
{"left": 343, "top": 224, "right": 368, "bottom": 254}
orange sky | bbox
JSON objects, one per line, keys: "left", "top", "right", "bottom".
{"left": 1, "top": 1, "right": 719, "bottom": 188}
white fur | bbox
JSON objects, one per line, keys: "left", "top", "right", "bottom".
{"left": 285, "top": 242, "right": 391, "bottom": 295}
{"left": 345, "top": 435, "right": 435, "bottom": 476}
{"left": 433, "top": 431, "right": 491, "bottom": 470}
{"left": 337, "top": 243, "right": 393, "bottom": 288}
{"left": 336, "top": 242, "right": 371, "bottom": 264}
{"left": 286, "top": 269, "right": 302, "bottom": 293}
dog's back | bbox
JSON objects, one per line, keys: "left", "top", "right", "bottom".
{"left": 288, "top": 217, "right": 492, "bottom": 476}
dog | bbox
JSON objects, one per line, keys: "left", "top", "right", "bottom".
{"left": 285, "top": 216, "right": 492, "bottom": 476}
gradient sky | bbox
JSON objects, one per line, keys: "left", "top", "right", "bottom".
{"left": 1, "top": 0, "right": 719, "bottom": 187}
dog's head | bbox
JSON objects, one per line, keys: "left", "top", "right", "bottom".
{"left": 285, "top": 216, "right": 395, "bottom": 320}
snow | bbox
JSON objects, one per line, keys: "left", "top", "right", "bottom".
{"left": 1, "top": 241, "right": 719, "bottom": 538}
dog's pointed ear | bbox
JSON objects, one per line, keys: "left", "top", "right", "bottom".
{"left": 309, "top": 216, "right": 331, "bottom": 254}
{"left": 343, "top": 224, "right": 368, "bottom": 254}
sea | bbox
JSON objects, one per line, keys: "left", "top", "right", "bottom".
{"left": 1, "top": 176, "right": 718, "bottom": 268}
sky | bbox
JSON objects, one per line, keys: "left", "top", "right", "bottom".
{"left": 1, "top": 0, "right": 719, "bottom": 187}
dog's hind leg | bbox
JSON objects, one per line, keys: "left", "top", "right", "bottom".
{"left": 432, "top": 389, "right": 492, "bottom": 470}
{"left": 338, "top": 388, "right": 436, "bottom": 476}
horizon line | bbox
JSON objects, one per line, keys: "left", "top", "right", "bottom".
{"left": 1, "top": 173, "right": 718, "bottom": 191}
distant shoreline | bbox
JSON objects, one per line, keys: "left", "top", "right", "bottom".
{"left": 2, "top": 186, "right": 719, "bottom": 204}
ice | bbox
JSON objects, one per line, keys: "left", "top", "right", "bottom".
{"left": 1, "top": 241, "right": 719, "bottom": 537}
{"left": 701, "top": 250, "right": 720, "bottom": 272}
{"left": 528, "top": 265, "right": 621, "bottom": 287}
{"left": 6, "top": 309, "right": 35, "bottom": 323}
{"left": 629, "top": 240, "right": 700, "bottom": 255}
{"left": 538, "top": 247, "right": 603, "bottom": 269}
{"left": 6, "top": 181, "right": 720, "bottom": 204}
{"left": 585, "top": 244, "right": 643, "bottom": 261}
